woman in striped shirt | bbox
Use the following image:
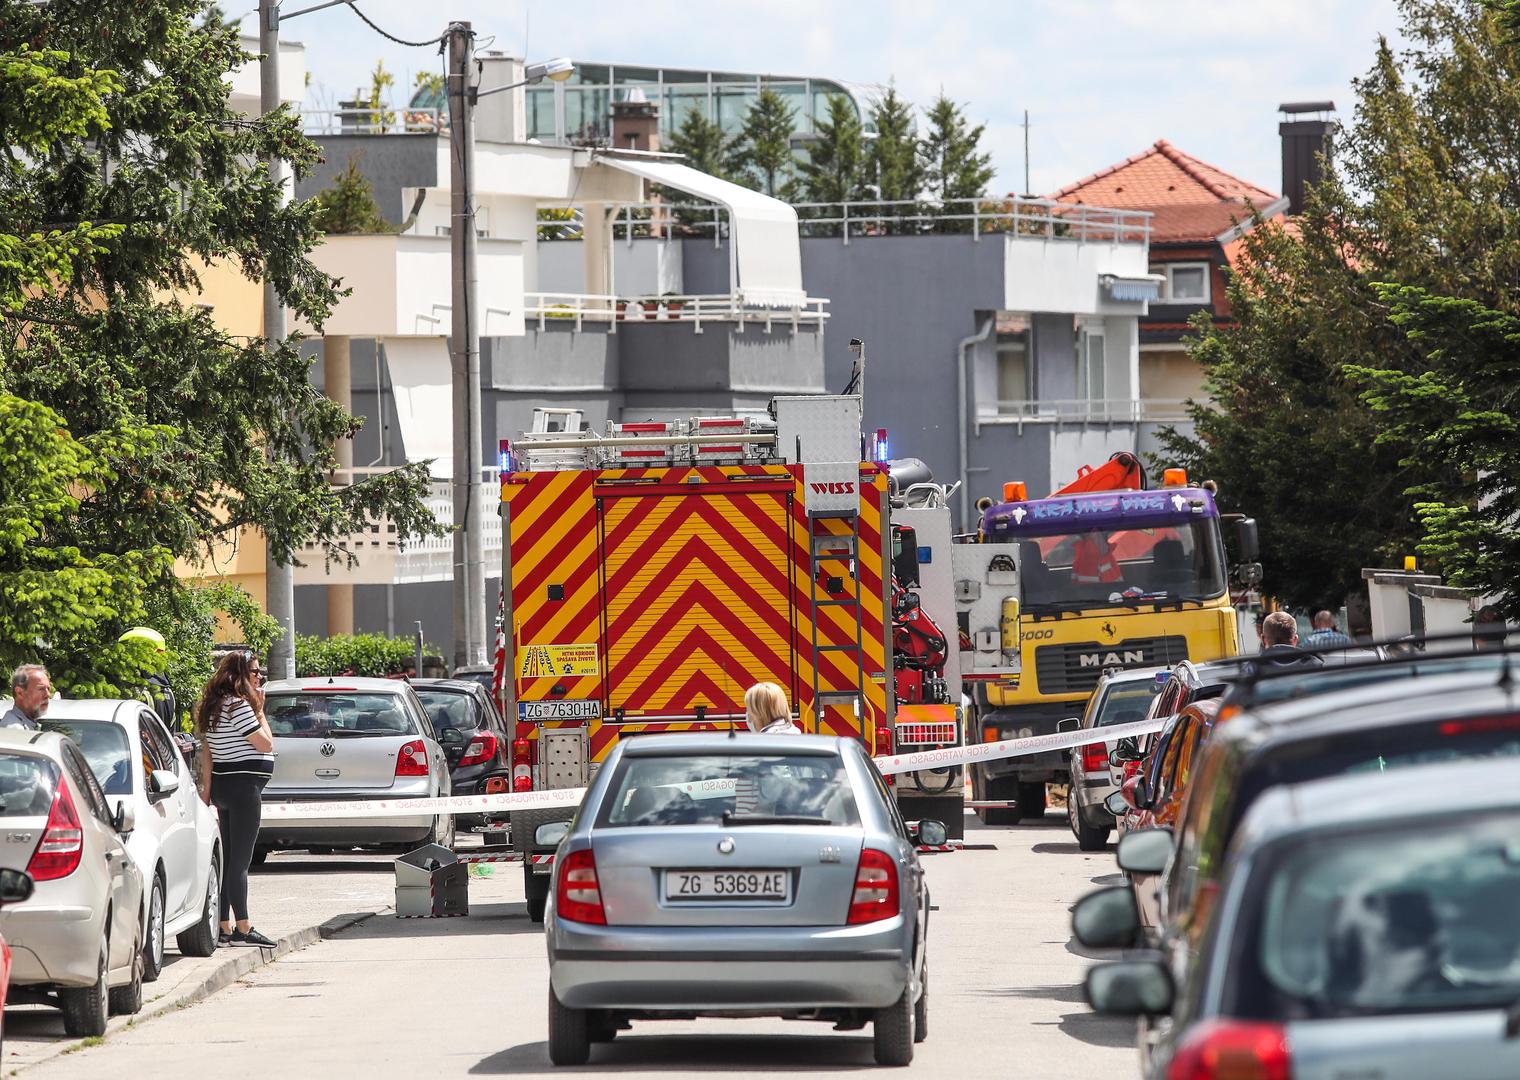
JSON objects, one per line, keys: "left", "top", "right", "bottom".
{"left": 194, "top": 651, "right": 276, "bottom": 948}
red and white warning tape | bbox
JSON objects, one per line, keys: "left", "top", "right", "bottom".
{"left": 263, "top": 715, "right": 1170, "bottom": 821}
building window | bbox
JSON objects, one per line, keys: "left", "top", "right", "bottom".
{"left": 1077, "top": 327, "right": 1105, "bottom": 402}
{"left": 1150, "top": 262, "right": 1212, "bottom": 304}
{"left": 996, "top": 332, "right": 1031, "bottom": 411}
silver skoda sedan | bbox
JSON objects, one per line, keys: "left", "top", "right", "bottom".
{"left": 544, "top": 734, "right": 936, "bottom": 1067}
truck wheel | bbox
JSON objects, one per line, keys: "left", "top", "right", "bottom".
{"left": 547, "top": 986, "right": 590, "bottom": 1066}
{"left": 1017, "top": 782, "right": 1047, "bottom": 820}
{"left": 982, "top": 777, "right": 1021, "bottom": 826}
{"left": 525, "top": 866, "right": 550, "bottom": 923}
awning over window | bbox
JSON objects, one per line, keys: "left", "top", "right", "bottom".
{"left": 593, "top": 152, "right": 806, "bottom": 307}
{"left": 1101, "top": 274, "right": 1164, "bottom": 303}
{"left": 382, "top": 337, "right": 452, "bottom": 479}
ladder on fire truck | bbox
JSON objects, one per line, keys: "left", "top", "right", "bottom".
{"left": 809, "top": 504, "right": 868, "bottom": 731}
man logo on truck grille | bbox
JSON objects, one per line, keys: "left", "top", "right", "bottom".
{"left": 1079, "top": 650, "right": 1145, "bottom": 668}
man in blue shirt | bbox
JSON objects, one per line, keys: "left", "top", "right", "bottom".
{"left": 1302, "top": 610, "right": 1353, "bottom": 649}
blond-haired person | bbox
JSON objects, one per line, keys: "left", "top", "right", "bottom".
{"left": 745, "top": 682, "right": 800, "bottom": 734}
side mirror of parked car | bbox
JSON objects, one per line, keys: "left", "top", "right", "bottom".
{"left": 914, "top": 819, "right": 948, "bottom": 847}
{"left": 1071, "top": 885, "right": 1142, "bottom": 949}
{"left": 1055, "top": 717, "right": 1081, "bottom": 734}
{"left": 1084, "top": 959, "right": 1174, "bottom": 1017}
{"left": 112, "top": 800, "right": 136, "bottom": 835}
{"left": 1108, "top": 737, "right": 1141, "bottom": 765}
{"left": 534, "top": 821, "right": 570, "bottom": 848}
{"left": 1116, "top": 827, "right": 1174, "bottom": 876}
{"left": 0, "top": 868, "right": 34, "bottom": 907}
{"left": 1102, "top": 790, "right": 1128, "bottom": 817}
{"left": 147, "top": 769, "right": 180, "bottom": 803}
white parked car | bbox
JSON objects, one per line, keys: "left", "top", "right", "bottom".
{"left": 42, "top": 699, "right": 222, "bottom": 982}
{"left": 0, "top": 729, "right": 144, "bottom": 1036}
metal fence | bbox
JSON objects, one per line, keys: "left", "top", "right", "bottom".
{"left": 303, "top": 105, "right": 444, "bottom": 136}
{"left": 979, "top": 398, "right": 1198, "bottom": 433}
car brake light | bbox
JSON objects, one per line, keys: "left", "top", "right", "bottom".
{"left": 1439, "top": 713, "right": 1520, "bottom": 736}
{"left": 1081, "top": 742, "right": 1108, "bottom": 773}
{"left": 394, "top": 739, "right": 429, "bottom": 777}
{"left": 556, "top": 849, "right": 606, "bottom": 924}
{"left": 28, "top": 779, "right": 84, "bottom": 881}
{"left": 458, "top": 730, "right": 498, "bottom": 767}
{"left": 847, "top": 848, "right": 900, "bottom": 924}
{"left": 1166, "top": 1020, "right": 1290, "bottom": 1080}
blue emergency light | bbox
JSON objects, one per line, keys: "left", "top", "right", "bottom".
{"left": 872, "top": 428, "right": 890, "bottom": 463}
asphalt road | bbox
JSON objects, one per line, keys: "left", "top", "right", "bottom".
{"left": 28, "top": 811, "right": 1136, "bottom": 1079}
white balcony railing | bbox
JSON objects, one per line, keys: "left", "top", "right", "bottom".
{"left": 977, "top": 398, "right": 1199, "bottom": 434}
{"left": 303, "top": 105, "right": 444, "bottom": 136}
{"left": 579, "top": 197, "right": 1152, "bottom": 248}
{"left": 523, "top": 292, "right": 828, "bottom": 334}
{"left": 291, "top": 467, "right": 500, "bottom": 587}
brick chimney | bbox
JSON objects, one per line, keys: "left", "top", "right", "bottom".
{"left": 611, "top": 86, "right": 660, "bottom": 153}
{"left": 1278, "top": 101, "right": 1336, "bottom": 215}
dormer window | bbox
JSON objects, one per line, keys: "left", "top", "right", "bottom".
{"left": 1150, "top": 262, "right": 1212, "bottom": 304}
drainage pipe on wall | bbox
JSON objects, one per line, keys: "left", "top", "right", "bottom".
{"left": 957, "top": 314, "right": 996, "bottom": 532}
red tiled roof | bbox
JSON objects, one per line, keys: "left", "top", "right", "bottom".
{"left": 1047, "top": 140, "right": 1281, "bottom": 244}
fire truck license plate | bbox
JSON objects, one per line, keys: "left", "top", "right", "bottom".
{"left": 664, "top": 870, "right": 789, "bottom": 901}
{"left": 518, "top": 700, "right": 601, "bottom": 721}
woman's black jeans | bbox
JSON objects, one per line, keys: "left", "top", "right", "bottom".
{"left": 211, "top": 773, "right": 268, "bottom": 923}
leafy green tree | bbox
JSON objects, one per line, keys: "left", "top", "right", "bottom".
{"left": 732, "top": 85, "right": 797, "bottom": 198}
{"left": 1348, "top": 287, "right": 1520, "bottom": 617}
{"left": 868, "top": 85, "right": 922, "bottom": 232}
{"left": 918, "top": 92, "right": 993, "bottom": 230}
{"left": 797, "top": 94, "right": 870, "bottom": 207}
{"left": 0, "top": 2, "right": 437, "bottom": 688}
{"left": 146, "top": 582, "right": 280, "bottom": 726}
{"left": 367, "top": 58, "right": 395, "bottom": 132}
{"left": 1161, "top": 0, "right": 1519, "bottom": 610}
{"left": 312, "top": 153, "right": 393, "bottom": 234}
{"left": 0, "top": 394, "right": 172, "bottom": 696}
{"left": 667, "top": 107, "right": 733, "bottom": 180}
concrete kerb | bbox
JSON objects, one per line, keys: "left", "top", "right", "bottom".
{"left": 19, "top": 909, "right": 383, "bottom": 1072}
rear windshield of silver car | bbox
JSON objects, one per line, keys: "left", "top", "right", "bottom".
{"left": 1096, "top": 681, "right": 1161, "bottom": 727}
{"left": 1230, "top": 810, "right": 1520, "bottom": 1019}
{"left": 40, "top": 720, "right": 132, "bottom": 794}
{"left": 0, "top": 753, "right": 60, "bottom": 815}
{"left": 598, "top": 753, "right": 859, "bottom": 828}
{"left": 265, "top": 692, "right": 421, "bottom": 738}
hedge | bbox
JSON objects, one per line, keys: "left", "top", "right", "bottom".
{"left": 294, "top": 633, "right": 435, "bottom": 678}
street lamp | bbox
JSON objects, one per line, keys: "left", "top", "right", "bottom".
{"left": 474, "top": 57, "right": 574, "bottom": 101}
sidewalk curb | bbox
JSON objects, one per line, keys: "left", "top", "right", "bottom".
{"left": 21, "top": 909, "right": 383, "bottom": 1072}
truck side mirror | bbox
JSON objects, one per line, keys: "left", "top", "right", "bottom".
{"left": 1235, "top": 517, "right": 1259, "bottom": 563}
{"left": 892, "top": 526, "right": 920, "bottom": 588}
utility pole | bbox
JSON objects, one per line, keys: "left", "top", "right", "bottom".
{"left": 447, "top": 21, "right": 486, "bottom": 669}
{"left": 1022, "top": 109, "right": 1031, "bottom": 196}
{"left": 260, "top": 0, "right": 296, "bottom": 679}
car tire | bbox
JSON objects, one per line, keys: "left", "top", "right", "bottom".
{"left": 108, "top": 935, "right": 144, "bottom": 1017}
{"left": 588, "top": 1012, "right": 618, "bottom": 1043}
{"left": 547, "top": 986, "right": 590, "bottom": 1066}
{"left": 913, "top": 959, "right": 928, "bottom": 1043}
{"left": 525, "top": 870, "right": 549, "bottom": 924}
{"left": 1017, "top": 782, "right": 1047, "bottom": 820}
{"left": 872, "top": 986, "right": 915, "bottom": 1066}
{"left": 1070, "top": 798, "right": 1111, "bottom": 852}
{"left": 177, "top": 851, "right": 220, "bottom": 957}
{"left": 431, "top": 813, "right": 455, "bottom": 851}
{"left": 142, "top": 874, "right": 166, "bottom": 984}
{"left": 60, "top": 943, "right": 108, "bottom": 1037}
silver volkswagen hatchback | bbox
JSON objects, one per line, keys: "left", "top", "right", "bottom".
{"left": 544, "top": 733, "right": 935, "bottom": 1067}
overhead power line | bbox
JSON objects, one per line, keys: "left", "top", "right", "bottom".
{"left": 342, "top": 1, "right": 447, "bottom": 48}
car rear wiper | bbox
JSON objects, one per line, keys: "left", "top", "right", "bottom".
{"left": 324, "top": 728, "right": 393, "bottom": 737}
{"left": 721, "top": 812, "right": 833, "bottom": 826}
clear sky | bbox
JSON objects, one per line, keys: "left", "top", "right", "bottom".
{"left": 255, "top": 0, "right": 1405, "bottom": 198}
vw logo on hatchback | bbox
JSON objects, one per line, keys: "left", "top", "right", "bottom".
{"left": 319, "top": 742, "right": 336, "bottom": 758}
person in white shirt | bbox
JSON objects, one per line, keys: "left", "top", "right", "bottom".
{"left": 194, "top": 652, "right": 276, "bottom": 949}
{"left": 745, "top": 682, "right": 800, "bottom": 734}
